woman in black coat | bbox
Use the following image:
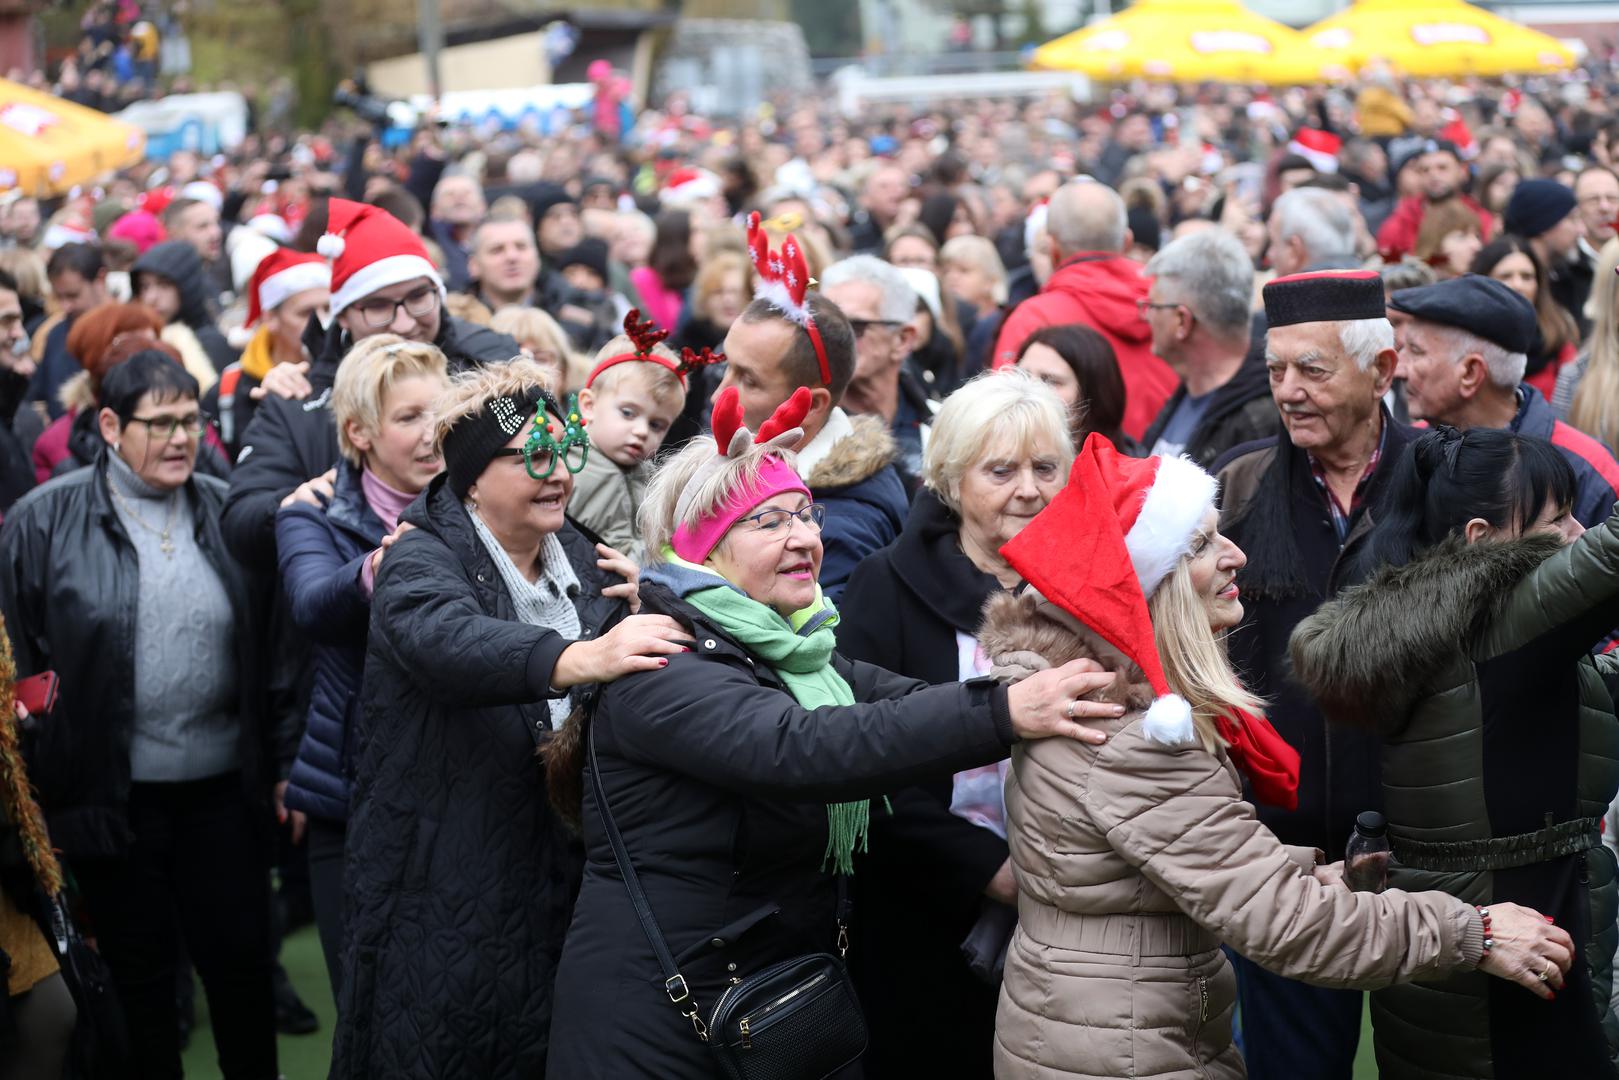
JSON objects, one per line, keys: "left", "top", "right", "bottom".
{"left": 332, "top": 360, "right": 688, "bottom": 1079}
{"left": 544, "top": 385, "right": 1113, "bottom": 1078}
{"left": 836, "top": 370, "right": 1075, "bottom": 1078}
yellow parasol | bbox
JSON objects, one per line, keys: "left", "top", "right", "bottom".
{"left": 1030, "top": 0, "right": 1348, "bottom": 85}
{"left": 0, "top": 79, "right": 146, "bottom": 198}
{"left": 1303, "top": 0, "right": 1575, "bottom": 77}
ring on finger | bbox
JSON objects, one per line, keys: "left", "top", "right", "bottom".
{"left": 1064, "top": 699, "right": 1076, "bottom": 719}
{"left": 1538, "top": 962, "right": 1553, "bottom": 983}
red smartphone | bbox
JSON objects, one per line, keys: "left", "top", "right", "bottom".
{"left": 15, "top": 671, "right": 59, "bottom": 716}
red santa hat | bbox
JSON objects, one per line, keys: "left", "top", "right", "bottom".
{"left": 1000, "top": 434, "right": 1219, "bottom": 746}
{"left": 316, "top": 198, "right": 444, "bottom": 317}
{"left": 659, "top": 167, "right": 721, "bottom": 209}
{"left": 1287, "top": 128, "right": 1342, "bottom": 173}
{"left": 246, "top": 248, "right": 330, "bottom": 327}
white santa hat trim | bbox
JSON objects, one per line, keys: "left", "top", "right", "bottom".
{"left": 1124, "top": 454, "right": 1220, "bottom": 600}
{"left": 257, "top": 261, "right": 330, "bottom": 320}
{"left": 328, "top": 254, "right": 444, "bottom": 317}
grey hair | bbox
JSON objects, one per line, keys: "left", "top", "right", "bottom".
{"left": 1047, "top": 180, "right": 1127, "bottom": 254}
{"left": 1337, "top": 318, "right": 1396, "bottom": 371}
{"left": 821, "top": 254, "right": 919, "bottom": 324}
{"left": 1271, "top": 188, "right": 1356, "bottom": 264}
{"left": 1144, "top": 228, "right": 1254, "bottom": 337}
{"left": 639, "top": 438, "right": 802, "bottom": 565}
{"left": 1426, "top": 323, "right": 1529, "bottom": 388}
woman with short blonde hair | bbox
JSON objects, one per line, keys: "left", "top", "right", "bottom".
{"left": 489, "top": 305, "right": 572, "bottom": 391}
{"left": 939, "top": 234, "right": 1008, "bottom": 316}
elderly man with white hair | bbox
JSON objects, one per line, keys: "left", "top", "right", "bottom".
{"left": 821, "top": 254, "right": 935, "bottom": 487}
{"left": 1139, "top": 228, "right": 1277, "bottom": 467}
{"left": 1268, "top": 187, "right": 1361, "bottom": 278}
{"left": 1213, "top": 269, "right": 1416, "bottom": 1080}
{"left": 1391, "top": 274, "right": 1619, "bottom": 527}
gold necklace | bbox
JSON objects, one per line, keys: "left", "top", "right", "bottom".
{"left": 109, "top": 477, "right": 178, "bottom": 557}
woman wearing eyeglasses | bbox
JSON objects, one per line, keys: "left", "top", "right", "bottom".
{"left": 0, "top": 350, "right": 283, "bottom": 1078}
{"left": 331, "top": 359, "right": 688, "bottom": 1079}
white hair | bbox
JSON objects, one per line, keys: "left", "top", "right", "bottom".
{"left": 1337, "top": 318, "right": 1396, "bottom": 371}
{"left": 821, "top": 254, "right": 919, "bottom": 324}
{"left": 1428, "top": 323, "right": 1529, "bottom": 388}
{"left": 923, "top": 370, "right": 1074, "bottom": 514}
{"left": 1144, "top": 229, "right": 1254, "bottom": 337}
{"left": 1272, "top": 188, "right": 1356, "bottom": 264}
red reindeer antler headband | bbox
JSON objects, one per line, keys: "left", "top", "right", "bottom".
{"left": 584, "top": 309, "right": 723, "bottom": 389}
{"left": 747, "top": 212, "right": 831, "bottom": 387}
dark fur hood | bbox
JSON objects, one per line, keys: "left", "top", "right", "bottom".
{"left": 804, "top": 414, "right": 897, "bottom": 490}
{"left": 1289, "top": 534, "right": 1565, "bottom": 732}
{"left": 978, "top": 589, "right": 1154, "bottom": 713}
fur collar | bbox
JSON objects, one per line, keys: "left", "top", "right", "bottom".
{"left": 1289, "top": 534, "right": 1564, "bottom": 733}
{"left": 978, "top": 589, "right": 1155, "bottom": 713}
{"left": 57, "top": 370, "right": 96, "bottom": 413}
{"left": 804, "top": 414, "right": 896, "bottom": 490}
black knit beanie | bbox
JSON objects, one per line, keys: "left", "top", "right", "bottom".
{"left": 442, "top": 384, "right": 562, "bottom": 498}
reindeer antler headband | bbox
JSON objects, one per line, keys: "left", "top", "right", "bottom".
{"left": 747, "top": 212, "right": 831, "bottom": 387}
{"left": 585, "top": 309, "right": 724, "bottom": 389}
{"left": 669, "top": 385, "right": 815, "bottom": 563}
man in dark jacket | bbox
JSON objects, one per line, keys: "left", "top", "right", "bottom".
{"left": 1139, "top": 228, "right": 1278, "bottom": 469}
{"left": 0, "top": 271, "right": 38, "bottom": 513}
{"left": 714, "top": 293, "right": 906, "bottom": 602}
{"left": 1392, "top": 274, "right": 1619, "bottom": 527}
{"left": 27, "top": 243, "right": 108, "bottom": 420}
{"left": 1214, "top": 269, "right": 1411, "bottom": 1080}
{"left": 131, "top": 240, "right": 237, "bottom": 374}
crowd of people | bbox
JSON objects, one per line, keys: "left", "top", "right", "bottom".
{"left": 3, "top": 55, "right": 1619, "bottom": 1080}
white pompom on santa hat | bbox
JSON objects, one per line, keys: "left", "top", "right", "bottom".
{"left": 245, "top": 248, "right": 330, "bottom": 327}
{"left": 318, "top": 198, "right": 444, "bottom": 317}
{"left": 1000, "top": 433, "right": 1220, "bottom": 746}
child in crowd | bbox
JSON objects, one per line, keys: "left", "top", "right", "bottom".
{"left": 571, "top": 310, "right": 714, "bottom": 557}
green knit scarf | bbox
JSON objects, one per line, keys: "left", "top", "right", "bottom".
{"left": 665, "top": 549, "right": 874, "bottom": 875}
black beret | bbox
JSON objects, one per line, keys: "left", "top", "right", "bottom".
{"left": 1503, "top": 178, "right": 1577, "bottom": 239}
{"left": 1387, "top": 274, "right": 1537, "bottom": 355}
{"left": 1263, "top": 269, "right": 1386, "bottom": 328}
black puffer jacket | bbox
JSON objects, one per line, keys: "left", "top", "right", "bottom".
{"left": 0, "top": 453, "right": 274, "bottom": 859}
{"left": 130, "top": 241, "right": 236, "bottom": 372}
{"left": 331, "top": 474, "right": 613, "bottom": 1079}
{"left": 221, "top": 312, "right": 518, "bottom": 566}
{"left": 546, "top": 571, "right": 1017, "bottom": 1079}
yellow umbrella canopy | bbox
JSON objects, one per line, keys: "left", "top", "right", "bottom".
{"left": 0, "top": 79, "right": 146, "bottom": 198}
{"left": 1030, "top": 0, "right": 1346, "bottom": 85}
{"left": 1304, "top": 0, "right": 1575, "bottom": 77}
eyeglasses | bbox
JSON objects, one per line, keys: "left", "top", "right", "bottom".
{"left": 127, "top": 413, "right": 205, "bottom": 439}
{"left": 847, "top": 318, "right": 903, "bottom": 338}
{"left": 1136, "top": 299, "right": 1182, "bottom": 317}
{"left": 352, "top": 286, "right": 439, "bottom": 330}
{"left": 740, "top": 503, "right": 827, "bottom": 535}
{"left": 490, "top": 443, "right": 589, "bottom": 480}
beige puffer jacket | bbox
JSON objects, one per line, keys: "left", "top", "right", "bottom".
{"left": 980, "top": 590, "right": 1486, "bottom": 1080}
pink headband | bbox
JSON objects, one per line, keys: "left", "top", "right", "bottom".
{"left": 671, "top": 455, "right": 810, "bottom": 563}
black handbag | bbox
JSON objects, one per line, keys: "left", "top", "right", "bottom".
{"left": 47, "top": 891, "right": 132, "bottom": 1079}
{"left": 588, "top": 728, "right": 868, "bottom": 1080}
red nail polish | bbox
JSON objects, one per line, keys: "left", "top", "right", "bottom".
{"left": 1546, "top": 915, "right": 1555, "bottom": 923}
{"left": 658, "top": 658, "right": 669, "bottom": 667}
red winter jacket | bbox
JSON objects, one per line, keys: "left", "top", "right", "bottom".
{"left": 1375, "top": 193, "right": 1493, "bottom": 262}
{"left": 992, "top": 253, "right": 1175, "bottom": 440}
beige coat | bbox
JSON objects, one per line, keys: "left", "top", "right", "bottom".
{"left": 979, "top": 590, "right": 1485, "bottom": 1080}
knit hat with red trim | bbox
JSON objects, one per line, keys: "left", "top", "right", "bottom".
{"left": 317, "top": 198, "right": 444, "bottom": 317}
{"left": 1000, "top": 433, "right": 1219, "bottom": 746}
{"left": 245, "top": 248, "right": 330, "bottom": 327}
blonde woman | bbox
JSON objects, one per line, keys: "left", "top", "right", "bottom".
{"left": 488, "top": 305, "right": 573, "bottom": 390}
{"left": 273, "top": 335, "right": 449, "bottom": 996}
{"left": 1558, "top": 238, "right": 1619, "bottom": 452}
{"left": 985, "top": 435, "right": 1577, "bottom": 1080}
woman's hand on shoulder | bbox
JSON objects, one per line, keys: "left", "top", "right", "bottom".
{"left": 1006, "top": 657, "right": 1124, "bottom": 745}
{"left": 551, "top": 614, "right": 693, "bottom": 688}
{"left": 594, "top": 543, "right": 641, "bottom": 614}
{"left": 1477, "top": 902, "right": 1575, "bottom": 1001}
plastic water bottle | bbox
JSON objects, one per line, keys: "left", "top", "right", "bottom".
{"left": 1345, "top": 811, "right": 1390, "bottom": 893}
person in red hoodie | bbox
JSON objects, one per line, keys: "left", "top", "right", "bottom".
{"left": 992, "top": 181, "right": 1175, "bottom": 440}
{"left": 1376, "top": 139, "right": 1493, "bottom": 262}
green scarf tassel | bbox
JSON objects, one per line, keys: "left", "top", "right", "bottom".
{"left": 665, "top": 549, "right": 879, "bottom": 875}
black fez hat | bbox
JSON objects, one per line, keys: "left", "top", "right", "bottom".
{"left": 1263, "top": 269, "right": 1386, "bottom": 328}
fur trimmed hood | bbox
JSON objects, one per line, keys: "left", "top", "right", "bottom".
{"left": 804, "top": 414, "right": 896, "bottom": 490}
{"left": 978, "top": 588, "right": 1154, "bottom": 713}
{"left": 1289, "top": 534, "right": 1564, "bottom": 733}
{"left": 56, "top": 370, "right": 96, "bottom": 414}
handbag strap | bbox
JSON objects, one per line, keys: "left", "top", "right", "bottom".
{"left": 587, "top": 724, "right": 712, "bottom": 1043}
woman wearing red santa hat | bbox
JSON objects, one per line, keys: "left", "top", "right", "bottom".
{"left": 984, "top": 435, "right": 1576, "bottom": 1080}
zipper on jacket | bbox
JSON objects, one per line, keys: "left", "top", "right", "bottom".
{"left": 1198, "top": 975, "right": 1209, "bottom": 1023}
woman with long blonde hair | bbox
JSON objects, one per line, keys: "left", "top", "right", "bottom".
{"left": 1559, "top": 238, "right": 1619, "bottom": 452}
{"left": 986, "top": 435, "right": 1576, "bottom": 1080}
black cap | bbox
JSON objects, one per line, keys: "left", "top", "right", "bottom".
{"left": 558, "top": 237, "right": 610, "bottom": 284}
{"left": 1391, "top": 137, "right": 1462, "bottom": 179}
{"left": 1355, "top": 811, "right": 1387, "bottom": 838}
{"left": 442, "top": 384, "right": 563, "bottom": 498}
{"left": 1388, "top": 274, "right": 1537, "bottom": 355}
{"left": 1503, "top": 178, "right": 1577, "bottom": 239}
{"left": 1263, "top": 269, "right": 1386, "bottom": 328}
